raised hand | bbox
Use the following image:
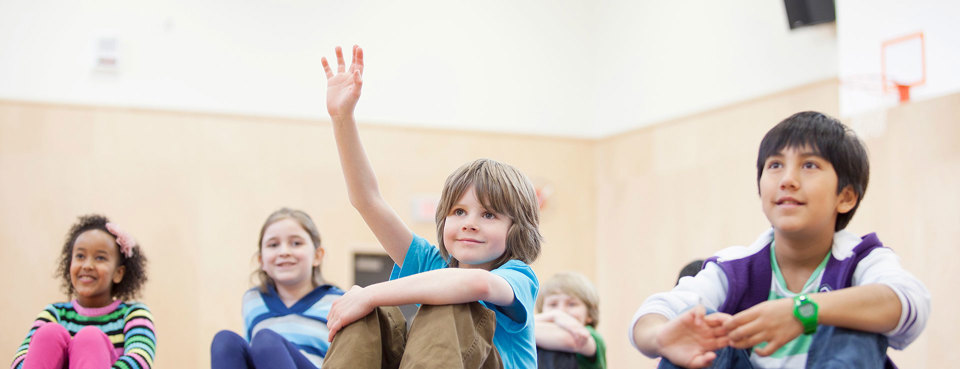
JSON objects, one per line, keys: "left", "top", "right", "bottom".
{"left": 656, "top": 306, "right": 732, "bottom": 368}
{"left": 723, "top": 297, "right": 801, "bottom": 356}
{"left": 326, "top": 285, "right": 375, "bottom": 341}
{"left": 322, "top": 45, "right": 364, "bottom": 121}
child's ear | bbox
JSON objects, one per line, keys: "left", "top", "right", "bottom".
{"left": 113, "top": 265, "right": 126, "bottom": 284}
{"left": 836, "top": 185, "right": 858, "bottom": 214}
{"left": 313, "top": 247, "right": 325, "bottom": 267}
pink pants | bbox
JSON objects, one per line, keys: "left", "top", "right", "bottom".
{"left": 22, "top": 323, "right": 118, "bottom": 369}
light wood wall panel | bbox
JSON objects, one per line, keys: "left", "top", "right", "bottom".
{"left": 0, "top": 102, "right": 595, "bottom": 368}
{"left": 2, "top": 83, "right": 956, "bottom": 368}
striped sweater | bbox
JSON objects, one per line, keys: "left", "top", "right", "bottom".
{"left": 11, "top": 300, "right": 156, "bottom": 369}
{"left": 243, "top": 284, "right": 343, "bottom": 367}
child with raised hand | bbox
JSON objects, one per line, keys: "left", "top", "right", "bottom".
{"left": 320, "top": 45, "right": 542, "bottom": 369}
{"left": 210, "top": 208, "right": 344, "bottom": 369}
{"left": 629, "top": 112, "right": 931, "bottom": 368}
{"left": 11, "top": 214, "right": 154, "bottom": 369}
{"left": 534, "top": 272, "right": 606, "bottom": 369}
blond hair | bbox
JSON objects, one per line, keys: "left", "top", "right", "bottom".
{"left": 254, "top": 208, "right": 325, "bottom": 292}
{"left": 535, "top": 272, "right": 600, "bottom": 327}
{"left": 435, "top": 158, "right": 542, "bottom": 269}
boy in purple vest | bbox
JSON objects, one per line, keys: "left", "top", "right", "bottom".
{"left": 629, "top": 111, "right": 930, "bottom": 368}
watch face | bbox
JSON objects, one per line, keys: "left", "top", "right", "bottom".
{"left": 799, "top": 303, "right": 815, "bottom": 317}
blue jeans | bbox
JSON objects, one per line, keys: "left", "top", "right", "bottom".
{"left": 657, "top": 326, "right": 889, "bottom": 369}
{"left": 210, "top": 329, "right": 317, "bottom": 369}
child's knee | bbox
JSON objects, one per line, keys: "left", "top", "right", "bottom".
{"left": 808, "top": 326, "right": 888, "bottom": 367}
{"left": 73, "top": 326, "right": 112, "bottom": 348}
{"left": 211, "top": 330, "right": 247, "bottom": 354}
{"left": 250, "top": 329, "right": 289, "bottom": 355}
{"left": 32, "top": 323, "right": 71, "bottom": 343}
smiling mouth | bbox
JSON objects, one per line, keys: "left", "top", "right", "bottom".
{"left": 77, "top": 275, "right": 97, "bottom": 282}
{"left": 457, "top": 239, "right": 484, "bottom": 244}
{"left": 775, "top": 198, "right": 804, "bottom": 206}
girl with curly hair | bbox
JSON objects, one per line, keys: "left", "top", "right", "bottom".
{"left": 10, "top": 214, "right": 154, "bottom": 369}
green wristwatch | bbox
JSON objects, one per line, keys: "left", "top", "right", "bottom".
{"left": 793, "top": 294, "right": 818, "bottom": 335}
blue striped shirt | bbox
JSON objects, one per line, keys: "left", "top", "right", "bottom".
{"left": 242, "top": 284, "right": 343, "bottom": 367}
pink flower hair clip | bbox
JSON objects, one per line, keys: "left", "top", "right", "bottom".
{"left": 105, "top": 222, "right": 137, "bottom": 258}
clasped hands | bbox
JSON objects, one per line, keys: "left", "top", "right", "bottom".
{"left": 657, "top": 298, "right": 803, "bottom": 368}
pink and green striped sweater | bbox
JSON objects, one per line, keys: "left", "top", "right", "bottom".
{"left": 11, "top": 300, "right": 156, "bottom": 369}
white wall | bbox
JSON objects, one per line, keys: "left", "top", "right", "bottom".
{"left": 1, "top": 0, "right": 839, "bottom": 137}
{"left": 592, "top": 0, "right": 838, "bottom": 134}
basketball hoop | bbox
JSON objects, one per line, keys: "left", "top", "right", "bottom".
{"left": 881, "top": 32, "right": 926, "bottom": 105}
{"left": 895, "top": 84, "right": 911, "bottom": 102}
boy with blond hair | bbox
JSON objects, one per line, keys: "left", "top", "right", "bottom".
{"left": 535, "top": 272, "right": 606, "bottom": 369}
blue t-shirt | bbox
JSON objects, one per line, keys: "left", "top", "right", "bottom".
{"left": 390, "top": 234, "right": 539, "bottom": 369}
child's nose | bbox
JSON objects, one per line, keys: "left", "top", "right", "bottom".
{"left": 779, "top": 168, "right": 800, "bottom": 189}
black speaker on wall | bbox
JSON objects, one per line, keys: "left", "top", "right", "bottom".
{"left": 784, "top": 0, "right": 836, "bottom": 29}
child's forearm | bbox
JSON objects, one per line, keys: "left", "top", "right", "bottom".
{"left": 364, "top": 268, "right": 515, "bottom": 307}
{"left": 812, "top": 284, "right": 900, "bottom": 333}
{"left": 329, "top": 114, "right": 413, "bottom": 265}
{"left": 536, "top": 322, "right": 597, "bottom": 356}
{"left": 631, "top": 313, "right": 668, "bottom": 358}
{"left": 330, "top": 114, "right": 378, "bottom": 210}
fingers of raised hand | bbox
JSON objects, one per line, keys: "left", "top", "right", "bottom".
{"left": 322, "top": 57, "right": 333, "bottom": 79}
{"left": 351, "top": 45, "right": 364, "bottom": 74}
{"left": 336, "top": 46, "right": 346, "bottom": 73}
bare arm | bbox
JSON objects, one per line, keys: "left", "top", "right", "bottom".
{"left": 535, "top": 311, "right": 596, "bottom": 356}
{"left": 632, "top": 313, "right": 669, "bottom": 358}
{"left": 326, "top": 268, "right": 515, "bottom": 339}
{"left": 725, "top": 284, "right": 900, "bottom": 356}
{"left": 322, "top": 45, "right": 413, "bottom": 265}
{"left": 816, "top": 284, "right": 900, "bottom": 331}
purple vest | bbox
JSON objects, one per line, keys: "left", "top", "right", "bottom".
{"left": 706, "top": 233, "right": 895, "bottom": 368}
{"left": 705, "top": 233, "right": 885, "bottom": 315}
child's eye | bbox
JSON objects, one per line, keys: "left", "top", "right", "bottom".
{"left": 74, "top": 254, "right": 84, "bottom": 260}
{"left": 767, "top": 161, "right": 782, "bottom": 169}
{"left": 266, "top": 242, "right": 278, "bottom": 248}
{"left": 453, "top": 208, "right": 465, "bottom": 216}
{"left": 802, "top": 161, "right": 820, "bottom": 169}
{"left": 293, "top": 240, "right": 303, "bottom": 246}
{"left": 482, "top": 212, "right": 496, "bottom": 220}
{"left": 96, "top": 256, "right": 107, "bottom": 261}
